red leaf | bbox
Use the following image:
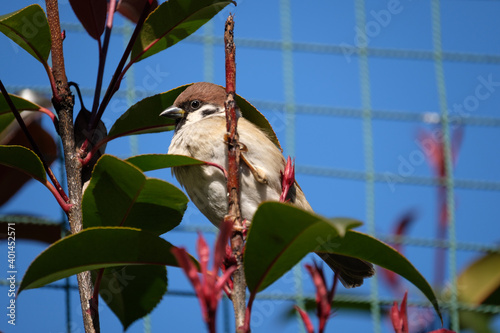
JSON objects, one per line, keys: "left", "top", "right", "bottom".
{"left": 213, "top": 218, "right": 233, "bottom": 273}
{"left": 381, "top": 211, "right": 416, "bottom": 289}
{"left": 418, "top": 126, "right": 463, "bottom": 178}
{"left": 294, "top": 306, "right": 315, "bottom": 333}
{"left": 116, "top": 0, "right": 158, "bottom": 23}
{"left": 327, "top": 272, "right": 338, "bottom": 307}
{"left": 279, "top": 156, "right": 295, "bottom": 202}
{"left": 451, "top": 126, "right": 464, "bottom": 166}
{"left": 197, "top": 233, "right": 210, "bottom": 278}
{"left": 418, "top": 129, "right": 444, "bottom": 177}
{"left": 394, "top": 211, "right": 415, "bottom": 241}
{"left": 69, "top": 0, "right": 107, "bottom": 40}
{"left": 400, "top": 292, "right": 408, "bottom": 333}
{"left": 305, "top": 262, "right": 332, "bottom": 332}
{"left": 390, "top": 291, "right": 408, "bottom": 333}
{"left": 174, "top": 232, "right": 236, "bottom": 330}
{"left": 215, "top": 264, "right": 237, "bottom": 297}
{"left": 171, "top": 247, "right": 206, "bottom": 318}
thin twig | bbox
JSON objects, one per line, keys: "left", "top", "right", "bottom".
{"left": 79, "top": 136, "right": 109, "bottom": 166}
{"left": 223, "top": 14, "right": 247, "bottom": 332}
{"left": 80, "top": 0, "right": 152, "bottom": 156}
{"left": 0, "top": 79, "right": 69, "bottom": 204}
{"left": 45, "top": 1, "right": 98, "bottom": 332}
{"left": 90, "top": 0, "right": 116, "bottom": 116}
{"left": 88, "top": 0, "right": 152, "bottom": 131}
{"left": 45, "top": 181, "right": 72, "bottom": 212}
{"left": 38, "top": 106, "right": 57, "bottom": 122}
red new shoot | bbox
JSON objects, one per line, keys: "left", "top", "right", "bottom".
{"left": 280, "top": 155, "right": 295, "bottom": 203}
{"left": 296, "top": 261, "right": 338, "bottom": 333}
{"left": 171, "top": 219, "right": 237, "bottom": 333}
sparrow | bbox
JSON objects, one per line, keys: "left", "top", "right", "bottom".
{"left": 160, "top": 82, "right": 374, "bottom": 288}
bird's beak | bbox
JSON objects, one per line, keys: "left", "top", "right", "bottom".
{"left": 160, "top": 106, "right": 185, "bottom": 119}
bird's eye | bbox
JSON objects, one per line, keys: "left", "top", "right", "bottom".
{"left": 190, "top": 100, "right": 201, "bottom": 110}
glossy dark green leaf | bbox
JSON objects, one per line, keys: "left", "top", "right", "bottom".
{"left": 0, "top": 93, "right": 41, "bottom": 115}
{"left": 315, "top": 230, "right": 440, "bottom": 318}
{"left": 131, "top": 0, "right": 234, "bottom": 63}
{"left": 107, "top": 85, "right": 187, "bottom": 139}
{"left": 0, "top": 114, "right": 15, "bottom": 134}
{"left": 0, "top": 145, "right": 46, "bottom": 182}
{"left": 69, "top": 0, "right": 107, "bottom": 40}
{"left": 244, "top": 202, "right": 441, "bottom": 319}
{"left": 0, "top": 5, "right": 51, "bottom": 63}
{"left": 19, "top": 227, "right": 180, "bottom": 292}
{"left": 126, "top": 154, "right": 205, "bottom": 172}
{"left": 456, "top": 253, "right": 500, "bottom": 305}
{"left": 83, "top": 155, "right": 188, "bottom": 235}
{"left": 235, "top": 94, "right": 282, "bottom": 151}
{"left": 97, "top": 265, "right": 167, "bottom": 330}
{"left": 245, "top": 202, "right": 360, "bottom": 293}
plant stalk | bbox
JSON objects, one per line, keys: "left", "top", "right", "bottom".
{"left": 45, "top": 1, "right": 98, "bottom": 332}
{"left": 224, "top": 14, "right": 247, "bottom": 332}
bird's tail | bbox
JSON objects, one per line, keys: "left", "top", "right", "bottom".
{"left": 316, "top": 252, "right": 375, "bottom": 288}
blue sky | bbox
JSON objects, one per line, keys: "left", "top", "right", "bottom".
{"left": 1, "top": 0, "right": 500, "bottom": 332}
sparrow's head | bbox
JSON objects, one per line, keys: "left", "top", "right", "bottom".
{"left": 160, "top": 82, "right": 231, "bottom": 131}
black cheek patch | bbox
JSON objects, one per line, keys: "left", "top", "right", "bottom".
{"left": 202, "top": 108, "right": 218, "bottom": 117}
{"left": 175, "top": 117, "right": 187, "bottom": 131}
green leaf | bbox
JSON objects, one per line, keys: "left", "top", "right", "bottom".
{"left": 244, "top": 202, "right": 441, "bottom": 319}
{"left": 0, "top": 94, "right": 41, "bottom": 115}
{"left": 131, "top": 0, "right": 234, "bottom": 63}
{"left": 83, "top": 155, "right": 188, "bottom": 235}
{"left": 0, "top": 145, "right": 46, "bottom": 182}
{"left": 126, "top": 154, "right": 205, "bottom": 172}
{"left": 456, "top": 253, "right": 500, "bottom": 305}
{"left": 0, "top": 114, "right": 15, "bottom": 134}
{"left": 97, "top": 265, "right": 167, "bottom": 330}
{"left": 19, "top": 227, "right": 180, "bottom": 292}
{"left": 0, "top": 5, "right": 51, "bottom": 63}
{"left": 107, "top": 85, "right": 187, "bottom": 139}
{"left": 316, "top": 230, "right": 440, "bottom": 318}
{"left": 245, "top": 202, "right": 360, "bottom": 293}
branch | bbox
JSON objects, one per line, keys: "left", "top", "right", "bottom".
{"left": 45, "top": 1, "right": 98, "bottom": 332}
{"left": 223, "top": 14, "right": 247, "bottom": 332}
